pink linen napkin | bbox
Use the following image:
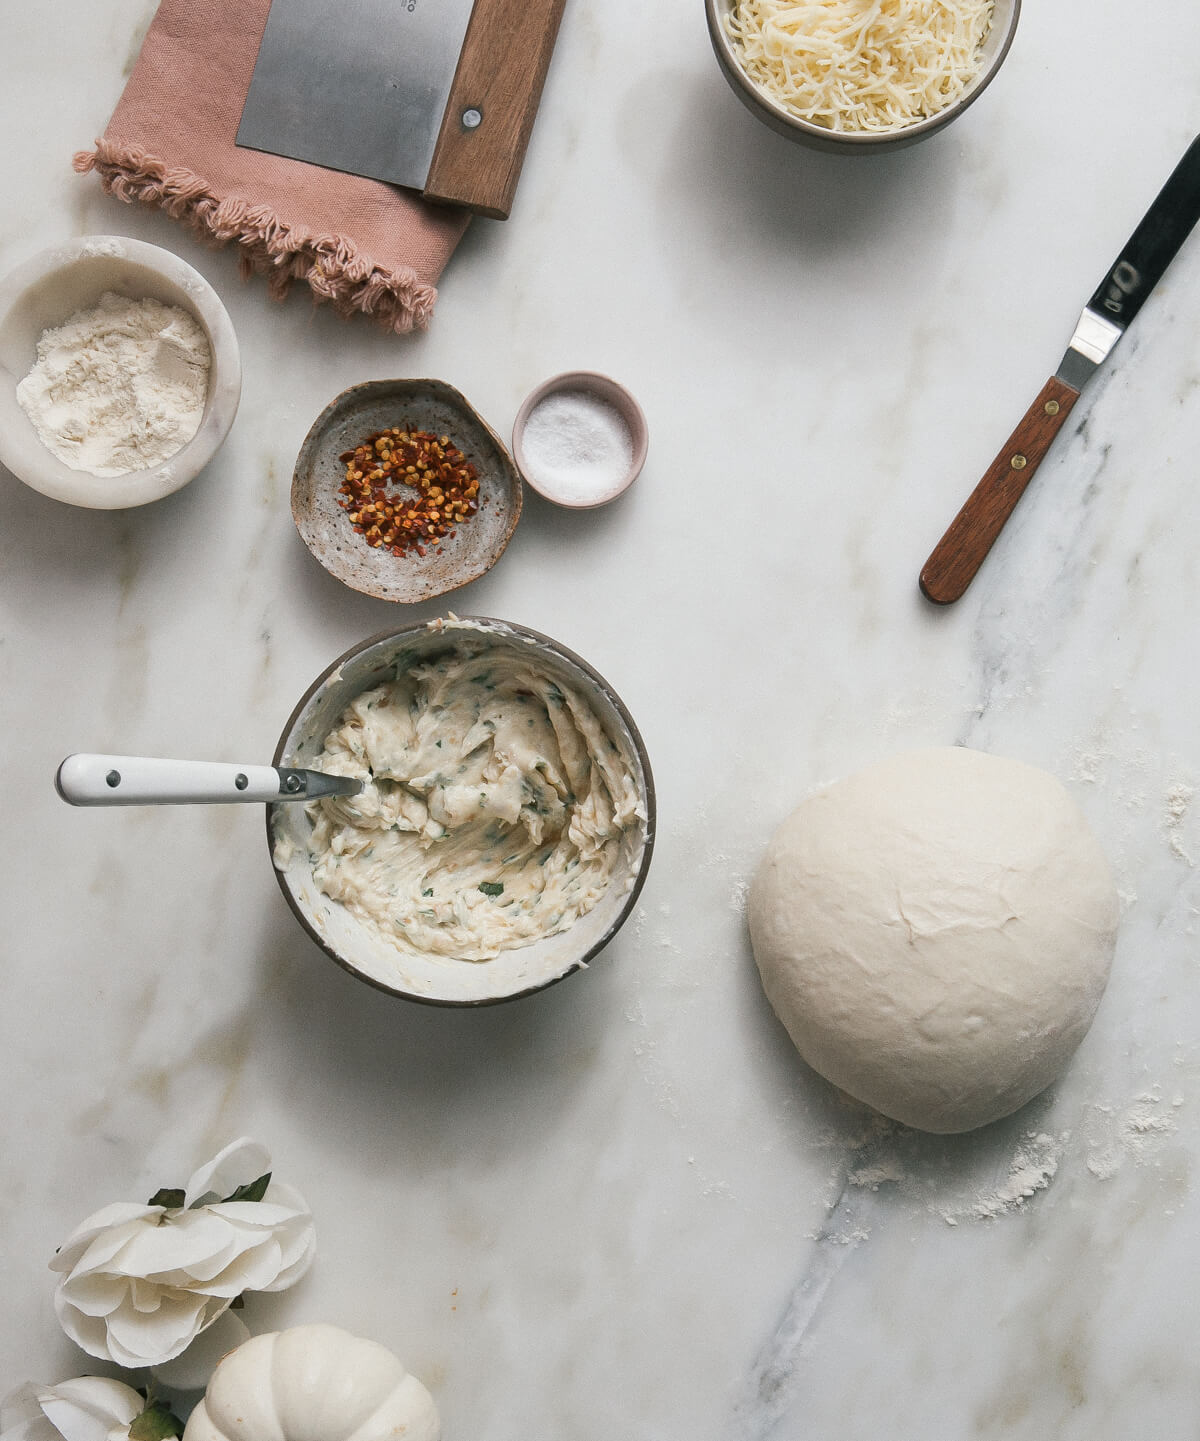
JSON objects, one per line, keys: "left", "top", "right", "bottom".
{"left": 75, "top": 0, "right": 471, "bottom": 332}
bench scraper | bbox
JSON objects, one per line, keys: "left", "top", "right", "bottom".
{"left": 236, "top": 0, "right": 567, "bottom": 219}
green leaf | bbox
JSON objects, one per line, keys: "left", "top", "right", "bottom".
{"left": 479, "top": 881, "right": 504, "bottom": 897}
{"left": 129, "top": 1404, "right": 184, "bottom": 1440}
{"left": 222, "top": 1172, "right": 271, "bottom": 1204}
{"left": 147, "top": 1188, "right": 185, "bottom": 1209}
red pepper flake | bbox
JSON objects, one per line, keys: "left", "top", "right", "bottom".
{"left": 337, "top": 424, "right": 480, "bottom": 557}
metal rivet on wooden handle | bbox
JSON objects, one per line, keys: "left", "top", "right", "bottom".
{"left": 423, "top": 0, "right": 568, "bottom": 218}
{"left": 919, "top": 376, "right": 1082, "bottom": 605}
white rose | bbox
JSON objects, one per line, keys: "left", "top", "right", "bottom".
{"left": 0, "top": 1377, "right": 143, "bottom": 1441}
{"left": 50, "top": 1139, "right": 315, "bottom": 1368}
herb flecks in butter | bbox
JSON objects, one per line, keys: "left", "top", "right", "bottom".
{"left": 282, "top": 643, "right": 644, "bottom": 962}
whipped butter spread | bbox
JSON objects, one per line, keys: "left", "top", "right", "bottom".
{"left": 278, "top": 638, "right": 645, "bottom": 962}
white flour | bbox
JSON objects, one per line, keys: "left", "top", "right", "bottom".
{"left": 1083, "top": 1091, "right": 1181, "bottom": 1179}
{"left": 831, "top": 1115, "right": 1066, "bottom": 1226}
{"left": 824, "top": 1089, "right": 1181, "bottom": 1232}
{"left": 17, "top": 291, "right": 210, "bottom": 477}
{"left": 939, "top": 1131, "right": 1064, "bottom": 1224}
{"left": 1164, "top": 782, "right": 1196, "bottom": 866}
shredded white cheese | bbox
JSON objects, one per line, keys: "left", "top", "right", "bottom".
{"left": 725, "top": 0, "right": 995, "bottom": 133}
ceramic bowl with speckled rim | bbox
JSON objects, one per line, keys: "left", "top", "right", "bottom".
{"left": 268, "top": 617, "right": 656, "bottom": 1006}
{"left": 706, "top": 0, "right": 1021, "bottom": 154}
{"left": 0, "top": 235, "right": 241, "bottom": 508}
{"left": 291, "top": 378, "right": 522, "bottom": 603}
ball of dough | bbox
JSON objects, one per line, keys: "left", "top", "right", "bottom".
{"left": 749, "top": 748, "right": 1118, "bottom": 1134}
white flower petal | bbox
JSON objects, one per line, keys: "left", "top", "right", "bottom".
{"left": 54, "top": 1275, "right": 127, "bottom": 1319}
{"left": 261, "top": 1180, "right": 305, "bottom": 1205}
{"left": 267, "top": 1249, "right": 316, "bottom": 1293}
{"left": 171, "top": 1236, "right": 244, "bottom": 1286}
{"left": 40, "top": 1377, "right": 141, "bottom": 1441}
{"left": 273, "top": 1209, "right": 317, "bottom": 1260}
{"left": 40, "top": 1410, "right": 114, "bottom": 1441}
{"left": 184, "top": 1140, "right": 271, "bottom": 1208}
{"left": 105, "top": 1210, "right": 234, "bottom": 1278}
{"left": 47, "top": 1380, "right": 141, "bottom": 1424}
{"left": 260, "top": 1228, "right": 316, "bottom": 1292}
{"left": 204, "top": 1201, "right": 304, "bottom": 1228}
{"left": 208, "top": 1238, "right": 286, "bottom": 1297}
{"left": 0, "top": 1379, "right": 143, "bottom": 1441}
{"left": 144, "top": 1204, "right": 283, "bottom": 1285}
{"left": 45, "top": 1381, "right": 141, "bottom": 1427}
{"left": 53, "top": 1293, "right": 118, "bottom": 1363}
{"left": 50, "top": 1209, "right": 159, "bottom": 1276}
{"left": 128, "top": 1278, "right": 164, "bottom": 1315}
{"left": 105, "top": 1291, "right": 209, "bottom": 1362}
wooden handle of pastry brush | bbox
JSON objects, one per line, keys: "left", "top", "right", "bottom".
{"left": 919, "top": 376, "right": 1081, "bottom": 605}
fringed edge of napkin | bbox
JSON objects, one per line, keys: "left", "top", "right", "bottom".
{"left": 74, "top": 141, "right": 437, "bottom": 333}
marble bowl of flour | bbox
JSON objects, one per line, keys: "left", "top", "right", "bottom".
{"left": 0, "top": 236, "right": 241, "bottom": 508}
{"left": 269, "top": 616, "right": 656, "bottom": 1006}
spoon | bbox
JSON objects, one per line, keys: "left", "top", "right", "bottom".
{"left": 56, "top": 753, "right": 363, "bottom": 807}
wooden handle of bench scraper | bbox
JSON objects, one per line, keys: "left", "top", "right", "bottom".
{"left": 424, "top": 0, "right": 568, "bottom": 218}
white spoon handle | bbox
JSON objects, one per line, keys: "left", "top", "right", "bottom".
{"left": 57, "top": 754, "right": 293, "bottom": 806}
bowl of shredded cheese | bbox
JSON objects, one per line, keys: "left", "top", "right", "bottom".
{"left": 707, "top": 0, "right": 1020, "bottom": 151}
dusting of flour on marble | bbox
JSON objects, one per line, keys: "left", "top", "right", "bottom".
{"left": 806, "top": 1082, "right": 1182, "bottom": 1237}
{"left": 1164, "top": 783, "right": 1197, "bottom": 866}
{"left": 824, "top": 1117, "right": 1065, "bottom": 1228}
{"left": 1064, "top": 732, "right": 1199, "bottom": 891}
{"left": 938, "top": 1132, "right": 1064, "bottom": 1225}
{"left": 1082, "top": 1089, "right": 1181, "bottom": 1180}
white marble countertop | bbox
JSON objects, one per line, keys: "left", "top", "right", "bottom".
{"left": 4, "top": 2, "right": 1200, "bottom": 1437}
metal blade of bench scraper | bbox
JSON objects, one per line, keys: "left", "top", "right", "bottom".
{"left": 237, "top": 0, "right": 479, "bottom": 193}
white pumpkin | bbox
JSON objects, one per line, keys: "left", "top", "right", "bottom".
{"left": 182, "top": 1325, "right": 440, "bottom": 1441}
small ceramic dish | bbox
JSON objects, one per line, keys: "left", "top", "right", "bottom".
{"left": 511, "top": 370, "right": 648, "bottom": 509}
{"left": 706, "top": 0, "right": 1020, "bottom": 154}
{"left": 268, "top": 616, "right": 656, "bottom": 1005}
{"left": 292, "top": 378, "right": 522, "bottom": 603}
{"left": 0, "top": 235, "right": 241, "bottom": 508}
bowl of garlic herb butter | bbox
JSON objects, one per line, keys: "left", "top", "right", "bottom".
{"left": 706, "top": 0, "right": 1020, "bottom": 153}
{"left": 0, "top": 235, "right": 240, "bottom": 508}
{"left": 269, "top": 616, "right": 655, "bottom": 1005}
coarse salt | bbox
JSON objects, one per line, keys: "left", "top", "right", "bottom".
{"left": 518, "top": 389, "right": 635, "bottom": 505}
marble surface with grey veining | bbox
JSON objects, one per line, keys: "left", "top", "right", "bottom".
{"left": 3, "top": 2, "right": 1200, "bottom": 1437}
